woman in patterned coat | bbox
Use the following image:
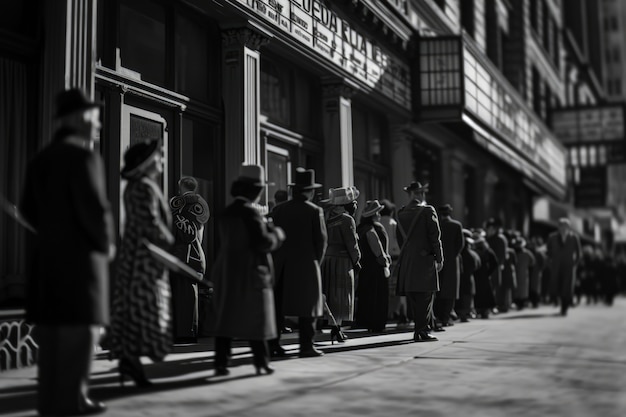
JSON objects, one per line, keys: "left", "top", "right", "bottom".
{"left": 321, "top": 187, "right": 361, "bottom": 328}
{"left": 355, "top": 200, "right": 391, "bottom": 333}
{"left": 110, "top": 139, "right": 174, "bottom": 386}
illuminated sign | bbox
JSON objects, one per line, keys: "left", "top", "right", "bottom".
{"left": 551, "top": 105, "right": 625, "bottom": 143}
{"left": 235, "top": 0, "right": 411, "bottom": 109}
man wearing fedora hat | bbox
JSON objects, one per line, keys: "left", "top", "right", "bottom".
{"left": 269, "top": 168, "right": 327, "bottom": 357}
{"left": 433, "top": 204, "right": 465, "bottom": 327}
{"left": 395, "top": 181, "right": 443, "bottom": 342}
{"left": 20, "top": 88, "right": 114, "bottom": 415}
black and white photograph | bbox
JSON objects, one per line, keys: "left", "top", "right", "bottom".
{"left": 1, "top": 1, "right": 625, "bottom": 416}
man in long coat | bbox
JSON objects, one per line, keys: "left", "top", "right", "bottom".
{"left": 485, "top": 218, "right": 508, "bottom": 313}
{"left": 433, "top": 204, "right": 464, "bottom": 327}
{"left": 546, "top": 218, "right": 582, "bottom": 316}
{"left": 20, "top": 89, "right": 114, "bottom": 415}
{"left": 270, "top": 168, "right": 327, "bottom": 357}
{"left": 396, "top": 182, "right": 443, "bottom": 342}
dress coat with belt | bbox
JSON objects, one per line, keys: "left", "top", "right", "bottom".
{"left": 546, "top": 231, "right": 582, "bottom": 298}
{"left": 321, "top": 207, "right": 361, "bottom": 322}
{"left": 438, "top": 216, "right": 465, "bottom": 300}
{"left": 211, "top": 198, "right": 283, "bottom": 340}
{"left": 20, "top": 128, "right": 114, "bottom": 325}
{"left": 395, "top": 201, "right": 443, "bottom": 294}
{"left": 270, "top": 195, "right": 327, "bottom": 318}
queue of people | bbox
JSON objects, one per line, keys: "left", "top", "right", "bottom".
{"left": 19, "top": 88, "right": 625, "bottom": 416}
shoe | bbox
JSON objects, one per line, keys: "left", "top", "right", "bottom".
{"left": 330, "top": 326, "right": 346, "bottom": 344}
{"left": 460, "top": 317, "right": 469, "bottom": 323}
{"left": 76, "top": 398, "right": 107, "bottom": 416}
{"left": 281, "top": 326, "right": 293, "bottom": 333}
{"left": 214, "top": 367, "right": 230, "bottom": 376}
{"left": 255, "top": 364, "right": 275, "bottom": 375}
{"left": 119, "top": 357, "right": 152, "bottom": 387}
{"left": 299, "top": 347, "right": 325, "bottom": 358}
{"left": 270, "top": 346, "right": 288, "bottom": 358}
{"left": 432, "top": 326, "right": 446, "bottom": 332}
{"left": 414, "top": 331, "right": 438, "bottom": 342}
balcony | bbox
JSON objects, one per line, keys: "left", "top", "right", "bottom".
{"left": 415, "top": 34, "right": 567, "bottom": 199}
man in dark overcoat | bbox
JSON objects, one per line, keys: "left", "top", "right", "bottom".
{"left": 546, "top": 218, "right": 582, "bottom": 316}
{"left": 433, "top": 204, "right": 464, "bottom": 327}
{"left": 20, "top": 88, "right": 115, "bottom": 416}
{"left": 396, "top": 182, "right": 443, "bottom": 342}
{"left": 269, "top": 168, "right": 328, "bottom": 357}
{"left": 485, "top": 217, "right": 508, "bottom": 313}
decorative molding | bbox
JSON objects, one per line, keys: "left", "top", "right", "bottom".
{"left": 221, "top": 28, "right": 270, "bottom": 51}
{"left": 321, "top": 79, "right": 358, "bottom": 99}
{"left": 0, "top": 318, "right": 38, "bottom": 371}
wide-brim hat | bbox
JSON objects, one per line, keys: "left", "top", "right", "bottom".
{"left": 485, "top": 217, "right": 501, "bottom": 228}
{"left": 322, "top": 186, "right": 360, "bottom": 205}
{"left": 472, "top": 228, "right": 487, "bottom": 244}
{"left": 380, "top": 199, "right": 396, "bottom": 211}
{"left": 121, "top": 139, "right": 160, "bottom": 179}
{"left": 403, "top": 181, "right": 429, "bottom": 193}
{"left": 512, "top": 237, "right": 527, "bottom": 248}
{"left": 462, "top": 228, "right": 475, "bottom": 244}
{"left": 236, "top": 164, "right": 267, "bottom": 186}
{"left": 289, "top": 168, "right": 322, "bottom": 190}
{"left": 437, "top": 204, "right": 453, "bottom": 216}
{"left": 362, "top": 200, "right": 384, "bottom": 217}
{"left": 55, "top": 88, "right": 100, "bottom": 119}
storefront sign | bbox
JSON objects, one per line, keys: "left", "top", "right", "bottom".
{"left": 551, "top": 105, "right": 625, "bottom": 144}
{"left": 235, "top": 0, "right": 411, "bottom": 109}
{"left": 574, "top": 166, "right": 607, "bottom": 208}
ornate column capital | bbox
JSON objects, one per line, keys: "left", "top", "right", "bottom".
{"left": 321, "top": 79, "right": 358, "bottom": 99}
{"left": 221, "top": 27, "right": 270, "bottom": 51}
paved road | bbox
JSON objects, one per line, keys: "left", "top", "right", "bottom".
{"left": 2, "top": 298, "right": 625, "bottom": 417}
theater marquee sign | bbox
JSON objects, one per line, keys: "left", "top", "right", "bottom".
{"left": 235, "top": 0, "right": 411, "bottom": 109}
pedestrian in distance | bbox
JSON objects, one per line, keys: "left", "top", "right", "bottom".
{"left": 472, "top": 229, "right": 498, "bottom": 319}
{"left": 210, "top": 164, "right": 285, "bottom": 376}
{"left": 512, "top": 236, "right": 536, "bottom": 310}
{"left": 499, "top": 232, "right": 517, "bottom": 313}
{"left": 169, "top": 176, "right": 210, "bottom": 344}
{"left": 546, "top": 218, "right": 582, "bottom": 316}
{"left": 355, "top": 200, "right": 392, "bottom": 334}
{"left": 379, "top": 199, "right": 407, "bottom": 325}
{"left": 110, "top": 138, "right": 175, "bottom": 387}
{"left": 433, "top": 204, "right": 464, "bottom": 327}
{"left": 269, "top": 168, "right": 328, "bottom": 357}
{"left": 528, "top": 236, "right": 547, "bottom": 308}
{"left": 395, "top": 181, "right": 443, "bottom": 342}
{"left": 20, "top": 88, "right": 115, "bottom": 416}
{"left": 485, "top": 217, "right": 508, "bottom": 314}
{"left": 320, "top": 186, "right": 362, "bottom": 337}
{"left": 456, "top": 229, "right": 481, "bottom": 322}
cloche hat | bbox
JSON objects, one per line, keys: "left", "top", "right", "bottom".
{"left": 121, "top": 139, "right": 160, "bottom": 179}
{"left": 362, "top": 200, "right": 384, "bottom": 217}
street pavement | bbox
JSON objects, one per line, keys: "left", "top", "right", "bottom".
{"left": 1, "top": 298, "right": 625, "bottom": 417}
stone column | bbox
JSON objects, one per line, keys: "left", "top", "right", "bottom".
{"left": 322, "top": 79, "right": 357, "bottom": 188}
{"left": 390, "top": 123, "right": 414, "bottom": 208}
{"left": 221, "top": 27, "right": 269, "bottom": 196}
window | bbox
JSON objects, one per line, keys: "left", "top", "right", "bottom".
{"left": 419, "top": 38, "right": 462, "bottom": 106}
{"left": 461, "top": 0, "right": 475, "bottom": 37}
{"left": 530, "top": 0, "right": 538, "bottom": 30}
{"left": 260, "top": 60, "right": 291, "bottom": 126}
{"left": 119, "top": 0, "right": 167, "bottom": 86}
{"left": 175, "top": 14, "right": 210, "bottom": 102}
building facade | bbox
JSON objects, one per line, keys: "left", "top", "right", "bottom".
{"left": 5, "top": 0, "right": 616, "bottom": 369}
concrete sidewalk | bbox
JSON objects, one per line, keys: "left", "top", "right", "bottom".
{"left": 2, "top": 298, "right": 626, "bottom": 417}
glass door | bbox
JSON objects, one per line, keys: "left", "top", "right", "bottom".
{"left": 119, "top": 104, "right": 168, "bottom": 234}
{"left": 266, "top": 144, "right": 291, "bottom": 209}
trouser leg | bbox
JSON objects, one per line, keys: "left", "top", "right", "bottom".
{"left": 298, "top": 317, "right": 316, "bottom": 351}
{"left": 215, "top": 337, "right": 231, "bottom": 369}
{"left": 249, "top": 340, "right": 269, "bottom": 368}
{"left": 36, "top": 325, "right": 97, "bottom": 415}
{"left": 407, "top": 292, "right": 433, "bottom": 332}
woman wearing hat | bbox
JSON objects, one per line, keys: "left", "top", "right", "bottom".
{"left": 512, "top": 236, "right": 536, "bottom": 310}
{"left": 471, "top": 229, "right": 499, "bottom": 319}
{"left": 321, "top": 186, "right": 362, "bottom": 336}
{"left": 110, "top": 139, "right": 175, "bottom": 386}
{"left": 355, "top": 200, "right": 391, "bottom": 333}
{"left": 211, "top": 165, "right": 285, "bottom": 375}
